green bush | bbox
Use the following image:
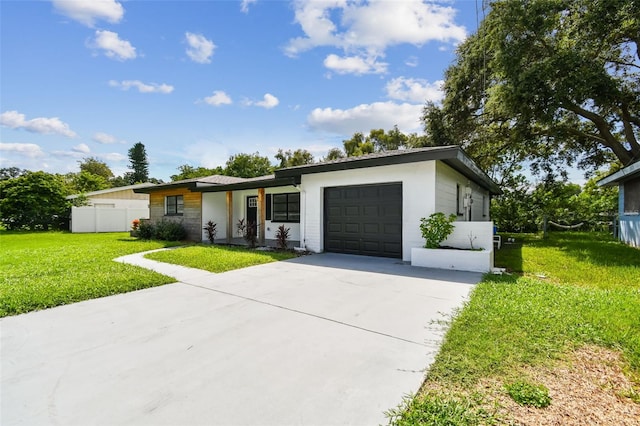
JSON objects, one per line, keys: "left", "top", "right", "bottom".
{"left": 137, "top": 222, "right": 155, "bottom": 239}
{"left": 505, "top": 381, "right": 551, "bottom": 408}
{"left": 136, "top": 221, "right": 187, "bottom": 241}
{"left": 154, "top": 221, "right": 187, "bottom": 241}
{"left": 419, "top": 212, "right": 457, "bottom": 248}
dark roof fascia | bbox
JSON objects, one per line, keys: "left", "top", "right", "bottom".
{"left": 275, "top": 146, "right": 458, "bottom": 178}
{"left": 444, "top": 150, "right": 502, "bottom": 195}
{"left": 276, "top": 146, "right": 502, "bottom": 194}
{"left": 134, "top": 181, "right": 200, "bottom": 194}
{"left": 597, "top": 161, "right": 640, "bottom": 187}
{"left": 191, "top": 176, "right": 301, "bottom": 193}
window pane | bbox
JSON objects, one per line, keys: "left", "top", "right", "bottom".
{"left": 273, "top": 212, "right": 288, "bottom": 221}
{"left": 177, "top": 196, "right": 184, "bottom": 214}
{"left": 273, "top": 194, "right": 287, "bottom": 204}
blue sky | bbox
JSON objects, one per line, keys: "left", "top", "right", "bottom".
{"left": 1, "top": 0, "right": 485, "bottom": 182}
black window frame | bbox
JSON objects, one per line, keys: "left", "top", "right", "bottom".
{"left": 271, "top": 192, "right": 300, "bottom": 223}
{"left": 166, "top": 195, "right": 184, "bottom": 216}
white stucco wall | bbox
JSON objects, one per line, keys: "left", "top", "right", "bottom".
{"left": 201, "top": 187, "right": 301, "bottom": 243}
{"left": 299, "top": 161, "right": 438, "bottom": 261}
{"left": 435, "top": 162, "right": 490, "bottom": 221}
{"left": 87, "top": 198, "right": 149, "bottom": 209}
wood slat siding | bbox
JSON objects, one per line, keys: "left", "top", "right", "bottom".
{"left": 149, "top": 188, "right": 202, "bottom": 241}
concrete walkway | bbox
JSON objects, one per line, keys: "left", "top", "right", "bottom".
{"left": 1, "top": 251, "right": 479, "bottom": 425}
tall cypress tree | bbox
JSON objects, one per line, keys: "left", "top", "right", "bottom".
{"left": 127, "top": 142, "right": 149, "bottom": 184}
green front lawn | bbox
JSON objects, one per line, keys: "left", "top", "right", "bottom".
{"left": 144, "top": 244, "right": 297, "bottom": 273}
{"left": 389, "top": 232, "right": 640, "bottom": 424}
{"left": 0, "top": 232, "right": 181, "bottom": 317}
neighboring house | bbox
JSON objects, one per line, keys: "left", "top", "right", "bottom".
{"left": 67, "top": 183, "right": 153, "bottom": 233}
{"left": 598, "top": 161, "right": 640, "bottom": 247}
{"left": 136, "top": 146, "right": 501, "bottom": 261}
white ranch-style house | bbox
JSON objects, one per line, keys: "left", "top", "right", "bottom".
{"left": 136, "top": 146, "right": 501, "bottom": 265}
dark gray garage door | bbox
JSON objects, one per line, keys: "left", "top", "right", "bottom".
{"left": 324, "top": 183, "right": 402, "bottom": 258}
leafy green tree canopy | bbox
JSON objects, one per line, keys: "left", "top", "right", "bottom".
{"left": 67, "top": 171, "right": 109, "bottom": 193}
{"left": 426, "top": 0, "right": 640, "bottom": 174}
{"left": 224, "top": 152, "right": 273, "bottom": 178}
{"left": 78, "top": 157, "right": 114, "bottom": 180}
{"left": 127, "top": 142, "right": 149, "bottom": 184}
{"left": 275, "top": 149, "right": 314, "bottom": 168}
{"left": 170, "top": 165, "right": 225, "bottom": 181}
{"left": 0, "top": 171, "right": 71, "bottom": 230}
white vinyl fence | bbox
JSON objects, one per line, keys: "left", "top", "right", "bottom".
{"left": 71, "top": 206, "right": 149, "bottom": 233}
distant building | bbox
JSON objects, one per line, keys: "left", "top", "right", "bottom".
{"left": 598, "top": 162, "right": 640, "bottom": 247}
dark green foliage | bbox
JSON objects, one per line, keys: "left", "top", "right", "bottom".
{"left": 505, "top": 381, "right": 551, "bottom": 408}
{"left": 236, "top": 218, "right": 257, "bottom": 247}
{"left": 68, "top": 171, "right": 109, "bottom": 193}
{"left": 135, "top": 220, "right": 186, "bottom": 241}
{"left": 419, "top": 213, "right": 457, "bottom": 248}
{"left": 275, "top": 224, "right": 290, "bottom": 249}
{"left": 170, "top": 165, "right": 225, "bottom": 181}
{"left": 203, "top": 220, "right": 217, "bottom": 244}
{"left": 491, "top": 174, "right": 618, "bottom": 233}
{"left": 127, "top": 142, "right": 149, "bottom": 184}
{"left": 324, "top": 148, "right": 346, "bottom": 161}
{"left": 0, "top": 171, "right": 71, "bottom": 230}
{"left": 425, "top": 0, "right": 640, "bottom": 175}
{"left": 153, "top": 221, "right": 187, "bottom": 241}
{"left": 137, "top": 222, "right": 155, "bottom": 239}
{"left": 78, "top": 157, "right": 114, "bottom": 180}
{"left": 275, "top": 149, "right": 314, "bottom": 168}
{"left": 225, "top": 152, "right": 273, "bottom": 178}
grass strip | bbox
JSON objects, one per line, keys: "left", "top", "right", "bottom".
{"left": 144, "top": 244, "right": 297, "bottom": 273}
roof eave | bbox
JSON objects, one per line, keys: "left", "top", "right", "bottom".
{"left": 192, "top": 176, "right": 301, "bottom": 193}
{"left": 597, "top": 161, "right": 640, "bottom": 187}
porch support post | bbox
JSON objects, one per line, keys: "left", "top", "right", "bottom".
{"left": 258, "top": 188, "right": 266, "bottom": 246}
{"left": 226, "top": 191, "right": 233, "bottom": 244}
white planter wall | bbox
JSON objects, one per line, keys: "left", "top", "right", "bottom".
{"left": 411, "top": 247, "right": 494, "bottom": 273}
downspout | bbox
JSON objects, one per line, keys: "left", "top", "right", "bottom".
{"left": 291, "top": 183, "right": 306, "bottom": 251}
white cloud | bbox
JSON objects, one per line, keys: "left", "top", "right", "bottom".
{"left": 286, "top": 0, "right": 466, "bottom": 73}
{"left": 405, "top": 56, "right": 419, "bottom": 67}
{"left": 91, "top": 30, "right": 136, "bottom": 61}
{"left": 92, "top": 132, "right": 119, "bottom": 144}
{"left": 203, "top": 91, "right": 232, "bottom": 106}
{"left": 0, "top": 110, "right": 77, "bottom": 138}
{"left": 185, "top": 32, "right": 215, "bottom": 64}
{"left": 0, "top": 142, "right": 45, "bottom": 158}
{"left": 307, "top": 101, "right": 423, "bottom": 135}
{"left": 98, "top": 152, "right": 127, "bottom": 162}
{"left": 240, "top": 0, "right": 257, "bottom": 13}
{"left": 246, "top": 93, "right": 279, "bottom": 109}
{"left": 72, "top": 143, "right": 90, "bottom": 154}
{"left": 183, "top": 141, "right": 230, "bottom": 169}
{"left": 52, "top": 0, "right": 124, "bottom": 27}
{"left": 385, "top": 77, "right": 444, "bottom": 103}
{"left": 109, "top": 80, "right": 174, "bottom": 94}
{"left": 324, "top": 54, "right": 387, "bottom": 75}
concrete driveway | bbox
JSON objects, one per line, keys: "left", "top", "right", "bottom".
{"left": 1, "top": 252, "right": 479, "bottom": 425}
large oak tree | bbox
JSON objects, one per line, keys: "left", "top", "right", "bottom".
{"left": 424, "top": 0, "right": 640, "bottom": 177}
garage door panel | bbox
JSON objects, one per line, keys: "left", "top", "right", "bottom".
{"left": 363, "top": 223, "right": 379, "bottom": 234}
{"left": 345, "top": 223, "right": 360, "bottom": 233}
{"left": 384, "top": 223, "right": 402, "bottom": 234}
{"left": 324, "top": 183, "right": 402, "bottom": 258}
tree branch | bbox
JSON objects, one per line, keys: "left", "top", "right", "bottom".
{"left": 561, "top": 101, "right": 633, "bottom": 164}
